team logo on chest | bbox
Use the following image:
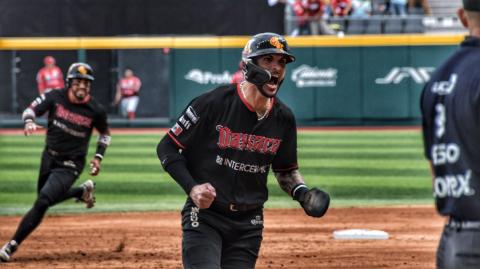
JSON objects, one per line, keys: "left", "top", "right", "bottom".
{"left": 216, "top": 125, "right": 281, "bottom": 155}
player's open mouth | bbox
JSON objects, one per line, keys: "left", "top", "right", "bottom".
{"left": 268, "top": 76, "right": 279, "bottom": 85}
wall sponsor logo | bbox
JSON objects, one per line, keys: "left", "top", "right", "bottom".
{"left": 375, "top": 67, "right": 435, "bottom": 84}
{"left": 291, "top": 64, "right": 337, "bottom": 88}
{"left": 185, "top": 69, "right": 233, "bottom": 84}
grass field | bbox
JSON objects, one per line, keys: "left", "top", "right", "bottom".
{"left": 0, "top": 129, "right": 433, "bottom": 215}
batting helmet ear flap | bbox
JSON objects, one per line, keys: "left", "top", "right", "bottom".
{"left": 243, "top": 59, "right": 271, "bottom": 86}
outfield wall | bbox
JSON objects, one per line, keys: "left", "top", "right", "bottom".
{"left": 0, "top": 35, "right": 463, "bottom": 126}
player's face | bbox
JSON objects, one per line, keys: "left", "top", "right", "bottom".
{"left": 70, "top": 78, "right": 91, "bottom": 101}
{"left": 125, "top": 69, "right": 133, "bottom": 77}
{"left": 256, "top": 54, "right": 287, "bottom": 98}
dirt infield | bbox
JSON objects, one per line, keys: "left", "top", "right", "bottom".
{"left": 0, "top": 206, "right": 443, "bottom": 269}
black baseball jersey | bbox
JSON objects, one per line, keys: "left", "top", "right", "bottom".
{"left": 421, "top": 36, "right": 480, "bottom": 220}
{"left": 166, "top": 84, "right": 298, "bottom": 206}
{"left": 28, "top": 89, "right": 109, "bottom": 159}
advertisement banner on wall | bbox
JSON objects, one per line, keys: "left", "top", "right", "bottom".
{"left": 172, "top": 44, "right": 457, "bottom": 123}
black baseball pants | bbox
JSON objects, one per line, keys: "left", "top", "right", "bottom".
{"left": 181, "top": 199, "right": 264, "bottom": 269}
{"left": 12, "top": 150, "right": 84, "bottom": 244}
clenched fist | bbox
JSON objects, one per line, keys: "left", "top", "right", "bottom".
{"left": 190, "top": 183, "right": 216, "bottom": 209}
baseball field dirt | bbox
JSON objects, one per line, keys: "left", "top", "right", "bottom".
{"left": 0, "top": 206, "right": 443, "bottom": 269}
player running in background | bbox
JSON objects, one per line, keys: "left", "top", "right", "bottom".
{"left": 0, "top": 63, "right": 111, "bottom": 263}
{"left": 157, "top": 32, "right": 330, "bottom": 269}
{"left": 421, "top": 1, "right": 480, "bottom": 268}
{"left": 112, "top": 68, "right": 142, "bottom": 120}
{"left": 36, "top": 56, "right": 65, "bottom": 95}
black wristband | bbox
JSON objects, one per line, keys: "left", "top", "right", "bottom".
{"left": 95, "top": 143, "right": 107, "bottom": 160}
{"left": 164, "top": 160, "right": 197, "bottom": 195}
{"left": 292, "top": 183, "right": 309, "bottom": 201}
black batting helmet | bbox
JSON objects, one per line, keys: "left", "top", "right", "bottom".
{"left": 242, "top": 32, "right": 295, "bottom": 63}
{"left": 66, "top": 62, "right": 94, "bottom": 82}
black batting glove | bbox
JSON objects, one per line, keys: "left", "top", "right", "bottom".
{"left": 293, "top": 184, "right": 330, "bottom": 218}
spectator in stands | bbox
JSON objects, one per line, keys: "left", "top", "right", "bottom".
{"left": 36, "top": 56, "right": 64, "bottom": 95}
{"left": 112, "top": 68, "right": 142, "bottom": 120}
{"left": 408, "top": 0, "right": 431, "bottom": 15}
{"left": 292, "top": 0, "right": 335, "bottom": 35}
{"left": 390, "top": 0, "right": 407, "bottom": 15}
{"left": 371, "top": 0, "right": 389, "bottom": 15}
{"left": 331, "top": 0, "right": 353, "bottom": 17}
{"left": 231, "top": 60, "right": 245, "bottom": 84}
{"left": 351, "top": 0, "right": 371, "bottom": 18}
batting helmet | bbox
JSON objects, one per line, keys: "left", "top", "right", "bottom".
{"left": 242, "top": 33, "right": 295, "bottom": 87}
{"left": 242, "top": 32, "right": 295, "bottom": 64}
{"left": 65, "top": 62, "right": 94, "bottom": 89}
{"left": 67, "top": 62, "right": 94, "bottom": 81}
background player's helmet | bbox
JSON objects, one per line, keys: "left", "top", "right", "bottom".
{"left": 44, "top": 56, "right": 56, "bottom": 66}
{"left": 241, "top": 32, "right": 295, "bottom": 86}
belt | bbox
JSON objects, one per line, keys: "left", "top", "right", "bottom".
{"left": 212, "top": 202, "right": 261, "bottom": 212}
{"left": 448, "top": 218, "right": 480, "bottom": 229}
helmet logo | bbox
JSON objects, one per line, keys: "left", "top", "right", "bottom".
{"left": 78, "top": 65, "right": 88, "bottom": 75}
{"left": 243, "top": 39, "right": 253, "bottom": 57}
{"left": 269, "top": 37, "right": 284, "bottom": 50}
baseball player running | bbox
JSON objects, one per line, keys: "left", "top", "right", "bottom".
{"left": 0, "top": 63, "right": 111, "bottom": 262}
{"left": 157, "top": 32, "right": 330, "bottom": 269}
{"left": 421, "top": 1, "right": 480, "bottom": 268}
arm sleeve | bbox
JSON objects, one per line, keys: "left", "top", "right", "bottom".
{"left": 93, "top": 107, "right": 109, "bottom": 135}
{"left": 156, "top": 94, "right": 212, "bottom": 193}
{"left": 22, "top": 91, "right": 55, "bottom": 120}
{"left": 157, "top": 135, "right": 197, "bottom": 194}
{"left": 272, "top": 113, "right": 299, "bottom": 173}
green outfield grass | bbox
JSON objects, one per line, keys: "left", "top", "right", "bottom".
{"left": 0, "top": 129, "right": 433, "bottom": 215}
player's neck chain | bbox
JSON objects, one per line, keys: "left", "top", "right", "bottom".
{"left": 241, "top": 82, "right": 271, "bottom": 121}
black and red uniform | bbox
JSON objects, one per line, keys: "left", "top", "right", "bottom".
{"left": 157, "top": 84, "right": 298, "bottom": 268}
{"left": 14, "top": 88, "right": 108, "bottom": 244}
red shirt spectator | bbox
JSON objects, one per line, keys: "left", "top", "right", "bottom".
{"left": 112, "top": 68, "right": 142, "bottom": 120}
{"left": 36, "top": 56, "right": 64, "bottom": 95}
{"left": 331, "top": 0, "right": 353, "bottom": 16}
{"left": 118, "top": 71, "right": 141, "bottom": 98}
{"left": 293, "top": 0, "right": 323, "bottom": 26}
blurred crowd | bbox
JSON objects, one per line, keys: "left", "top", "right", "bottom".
{"left": 270, "top": 0, "right": 432, "bottom": 35}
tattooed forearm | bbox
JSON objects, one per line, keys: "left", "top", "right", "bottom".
{"left": 274, "top": 169, "right": 305, "bottom": 196}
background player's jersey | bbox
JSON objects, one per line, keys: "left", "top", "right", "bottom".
{"left": 36, "top": 66, "right": 65, "bottom": 94}
{"left": 28, "top": 89, "right": 109, "bottom": 159}
{"left": 166, "top": 84, "right": 298, "bottom": 206}
{"left": 421, "top": 36, "right": 480, "bottom": 220}
{"left": 119, "top": 76, "right": 141, "bottom": 97}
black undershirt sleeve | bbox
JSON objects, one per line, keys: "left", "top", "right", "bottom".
{"left": 157, "top": 135, "right": 197, "bottom": 194}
